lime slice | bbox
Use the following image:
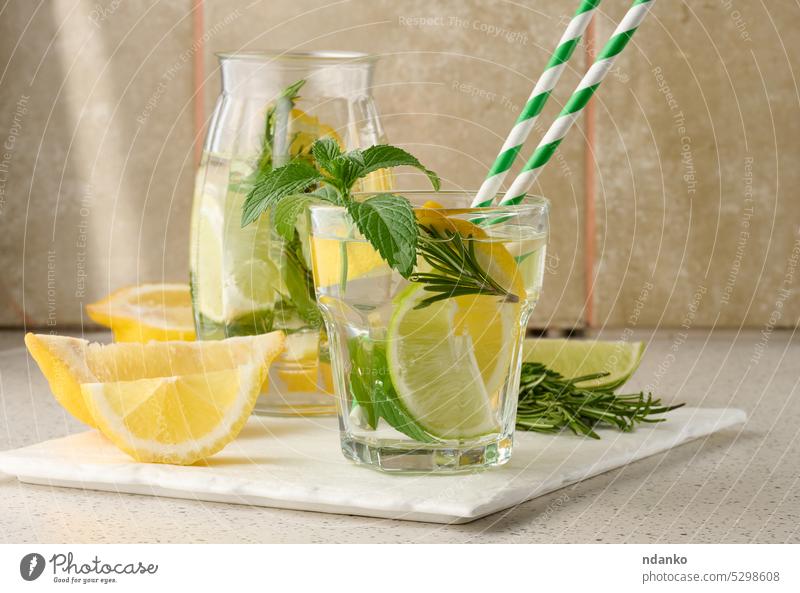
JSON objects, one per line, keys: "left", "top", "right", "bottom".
{"left": 385, "top": 284, "right": 500, "bottom": 440}
{"left": 192, "top": 185, "right": 225, "bottom": 322}
{"left": 523, "top": 338, "right": 645, "bottom": 390}
{"left": 413, "top": 209, "right": 525, "bottom": 398}
{"left": 192, "top": 174, "right": 281, "bottom": 324}
{"left": 224, "top": 257, "right": 281, "bottom": 320}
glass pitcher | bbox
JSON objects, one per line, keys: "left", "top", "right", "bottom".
{"left": 190, "top": 51, "right": 389, "bottom": 416}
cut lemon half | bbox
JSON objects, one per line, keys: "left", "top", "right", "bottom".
{"left": 24, "top": 333, "right": 284, "bottom": 464}
{"left": 86, "top": 283, "right": 195, "bottom": 342}
{"left": 523, "top": 338, "right": 645, "bottom": 390}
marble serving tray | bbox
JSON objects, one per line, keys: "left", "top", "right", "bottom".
{"left": 0, "top": 407, "right": 744, "bottom": 524}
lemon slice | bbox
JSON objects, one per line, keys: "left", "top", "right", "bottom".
{"left": 288, "top": 108, "right": 342, "bottom": 157}
{"left": 191, "top": 178, "right": 226, "bottom": 324}
{"left": 86, "top": 284, "right": 195, "bottom": 342}
{"left": 192, "top": 169, "right": 280, "bottom": 326}
{"left": 275, "top": 331, "right": 322, "bottom": 393}
{"left": 415, "top": 209, "right": 527, "bottom": 396}
{"left": 24, "top": 332, "right": 284, "bottom": 440}
{"left": 310, "top": 236, "right": 386, "bottom": 288}
{"left": 225, "top": 257, "right": 283, "bottom": 321}
{"left": 26, "top": 333, "right": 99, "bottom": 426}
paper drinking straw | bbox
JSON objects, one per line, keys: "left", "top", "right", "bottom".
{"left": 498, "top": 0, "right": 656, "bottom": 207}
{"left": 471, "top": 0, "right": 602, "bottom": 208}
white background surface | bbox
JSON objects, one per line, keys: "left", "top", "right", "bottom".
{"left": 0, "top": 329, "right": 797, "bottom": 542}
{"left": 0, "top": 408, "right": 745, "bottom": 524}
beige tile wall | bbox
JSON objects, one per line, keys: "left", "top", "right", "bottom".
{"left": 593, "top": 0, "right": 800, "bottom": 328}
{"left": 201, "top": 0, "right": 588, "bottom": 329}
{"left": 0, "top": 0, "right": 195, "bottom": 327}
{"left": 1, "top": 0, "right": 797, "bottom": 330}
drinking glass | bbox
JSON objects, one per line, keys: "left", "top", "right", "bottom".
{"left": 308, "top": 191, "right": 549, "bottom": 472}
{"left": 190, "top": 51, "right": 389, "bottom": 416}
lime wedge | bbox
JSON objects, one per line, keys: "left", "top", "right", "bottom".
{"left": 385, "top": 284, "right": 500, "bottom": 440}
{"left": 523, "top": 338, "right": 645, "bottom": 390}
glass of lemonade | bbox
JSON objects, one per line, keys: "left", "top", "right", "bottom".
{"left": 190, "top": 51, "right": 389, "bottom": 416}
{"left": 308, "top": 191, "right": 549, "bottom": 472}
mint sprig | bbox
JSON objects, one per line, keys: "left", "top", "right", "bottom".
{"left": 242, "top": 139, "right": 440, "bottom": 278}
{"left": 241, "top": 138, "right": 518, "bottom": 308}
{"left": 241, "top": 161, "right": 322, "bottom": 227}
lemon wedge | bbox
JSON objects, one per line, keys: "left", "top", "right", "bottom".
{"left": 24, "top": 332, "right": 284, "bottom": 464}
{"left": 86, "top": 283, "right": 195, "bottom": 342}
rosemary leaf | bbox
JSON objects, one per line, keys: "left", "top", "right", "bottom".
{"left": 517, "top": 362, "right": 684, "bottom": 438}
{"left": 410, "top": 225, "right": 519, "bottom": 309}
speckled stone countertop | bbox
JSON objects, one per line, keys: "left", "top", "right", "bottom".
{"left": 0, "top": 328, "right": 797, "bottom": 543}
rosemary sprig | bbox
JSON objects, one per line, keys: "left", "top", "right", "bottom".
{"left": 516, "top": 362, "right": 684, "bottom": 439}
{"left": 409, "top": 224, "right": 519, "bottom": 309}
{"left": 258, "top": 79, "right": 306, "bottom": 172}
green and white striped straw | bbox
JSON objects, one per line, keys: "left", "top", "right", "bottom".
{"left": 498, "top": 0, "right": 656, "bottom": 207}
{"left": 472, "top": 0, "right": 602, "bottom": 208}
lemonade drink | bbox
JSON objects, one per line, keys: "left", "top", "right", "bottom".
{"left": 189, "top": 51, "right": 389, "bottom": 415}
{"left": 308, "top": 192, "right": 549, "bottom": 472}
{"left": 190, "top": 151, "right": 331, "bottom": 414}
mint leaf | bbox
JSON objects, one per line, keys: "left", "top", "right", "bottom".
{"left": 338, "top": 156, "right": 367, "bottom": 190}
{"left": 361, "top": 145, "right": 440, "bottom": 190}
{"left": 346, "top": 337, "right": 435, "bottom": 441}
{"left": 272, "top": 190, "right": 338, "bottom": 240}
{"left": 374, "top": 383, "right": 436, "bottom": 443}
{"left": 348, "top": 194, "right": 418, "bottom": 277}
{"left": 311, "top": 184, "right": 341, "bottom": 204}
{"left": 347, "top": 337, "right": 379, "bottom": 429}
{"left": 368, "top": 341, "right": 436, "bottom": 442}
{"left": 256, "top": 80, "right": 305, "bottom": 172}
{"left": 242, "top": 161, "right": 322, "bottom": 226}
{"left": 321, "top": 148, "right": 366, "bottom": 191}
{"left": 282, "top": 235, "right": 321, "bottom": 327}
{"left": 311, "top": 138, "right": 342, "bottom": 173}
{"left": 260, "top": 79, "right": 307, "bottom": 172}
{"left": 272, "top": 195, "right": 318, "bottom": 240}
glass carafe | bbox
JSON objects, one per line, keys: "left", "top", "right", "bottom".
{"left": 190, "top": 51, "right": 389, "bottom": 416}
